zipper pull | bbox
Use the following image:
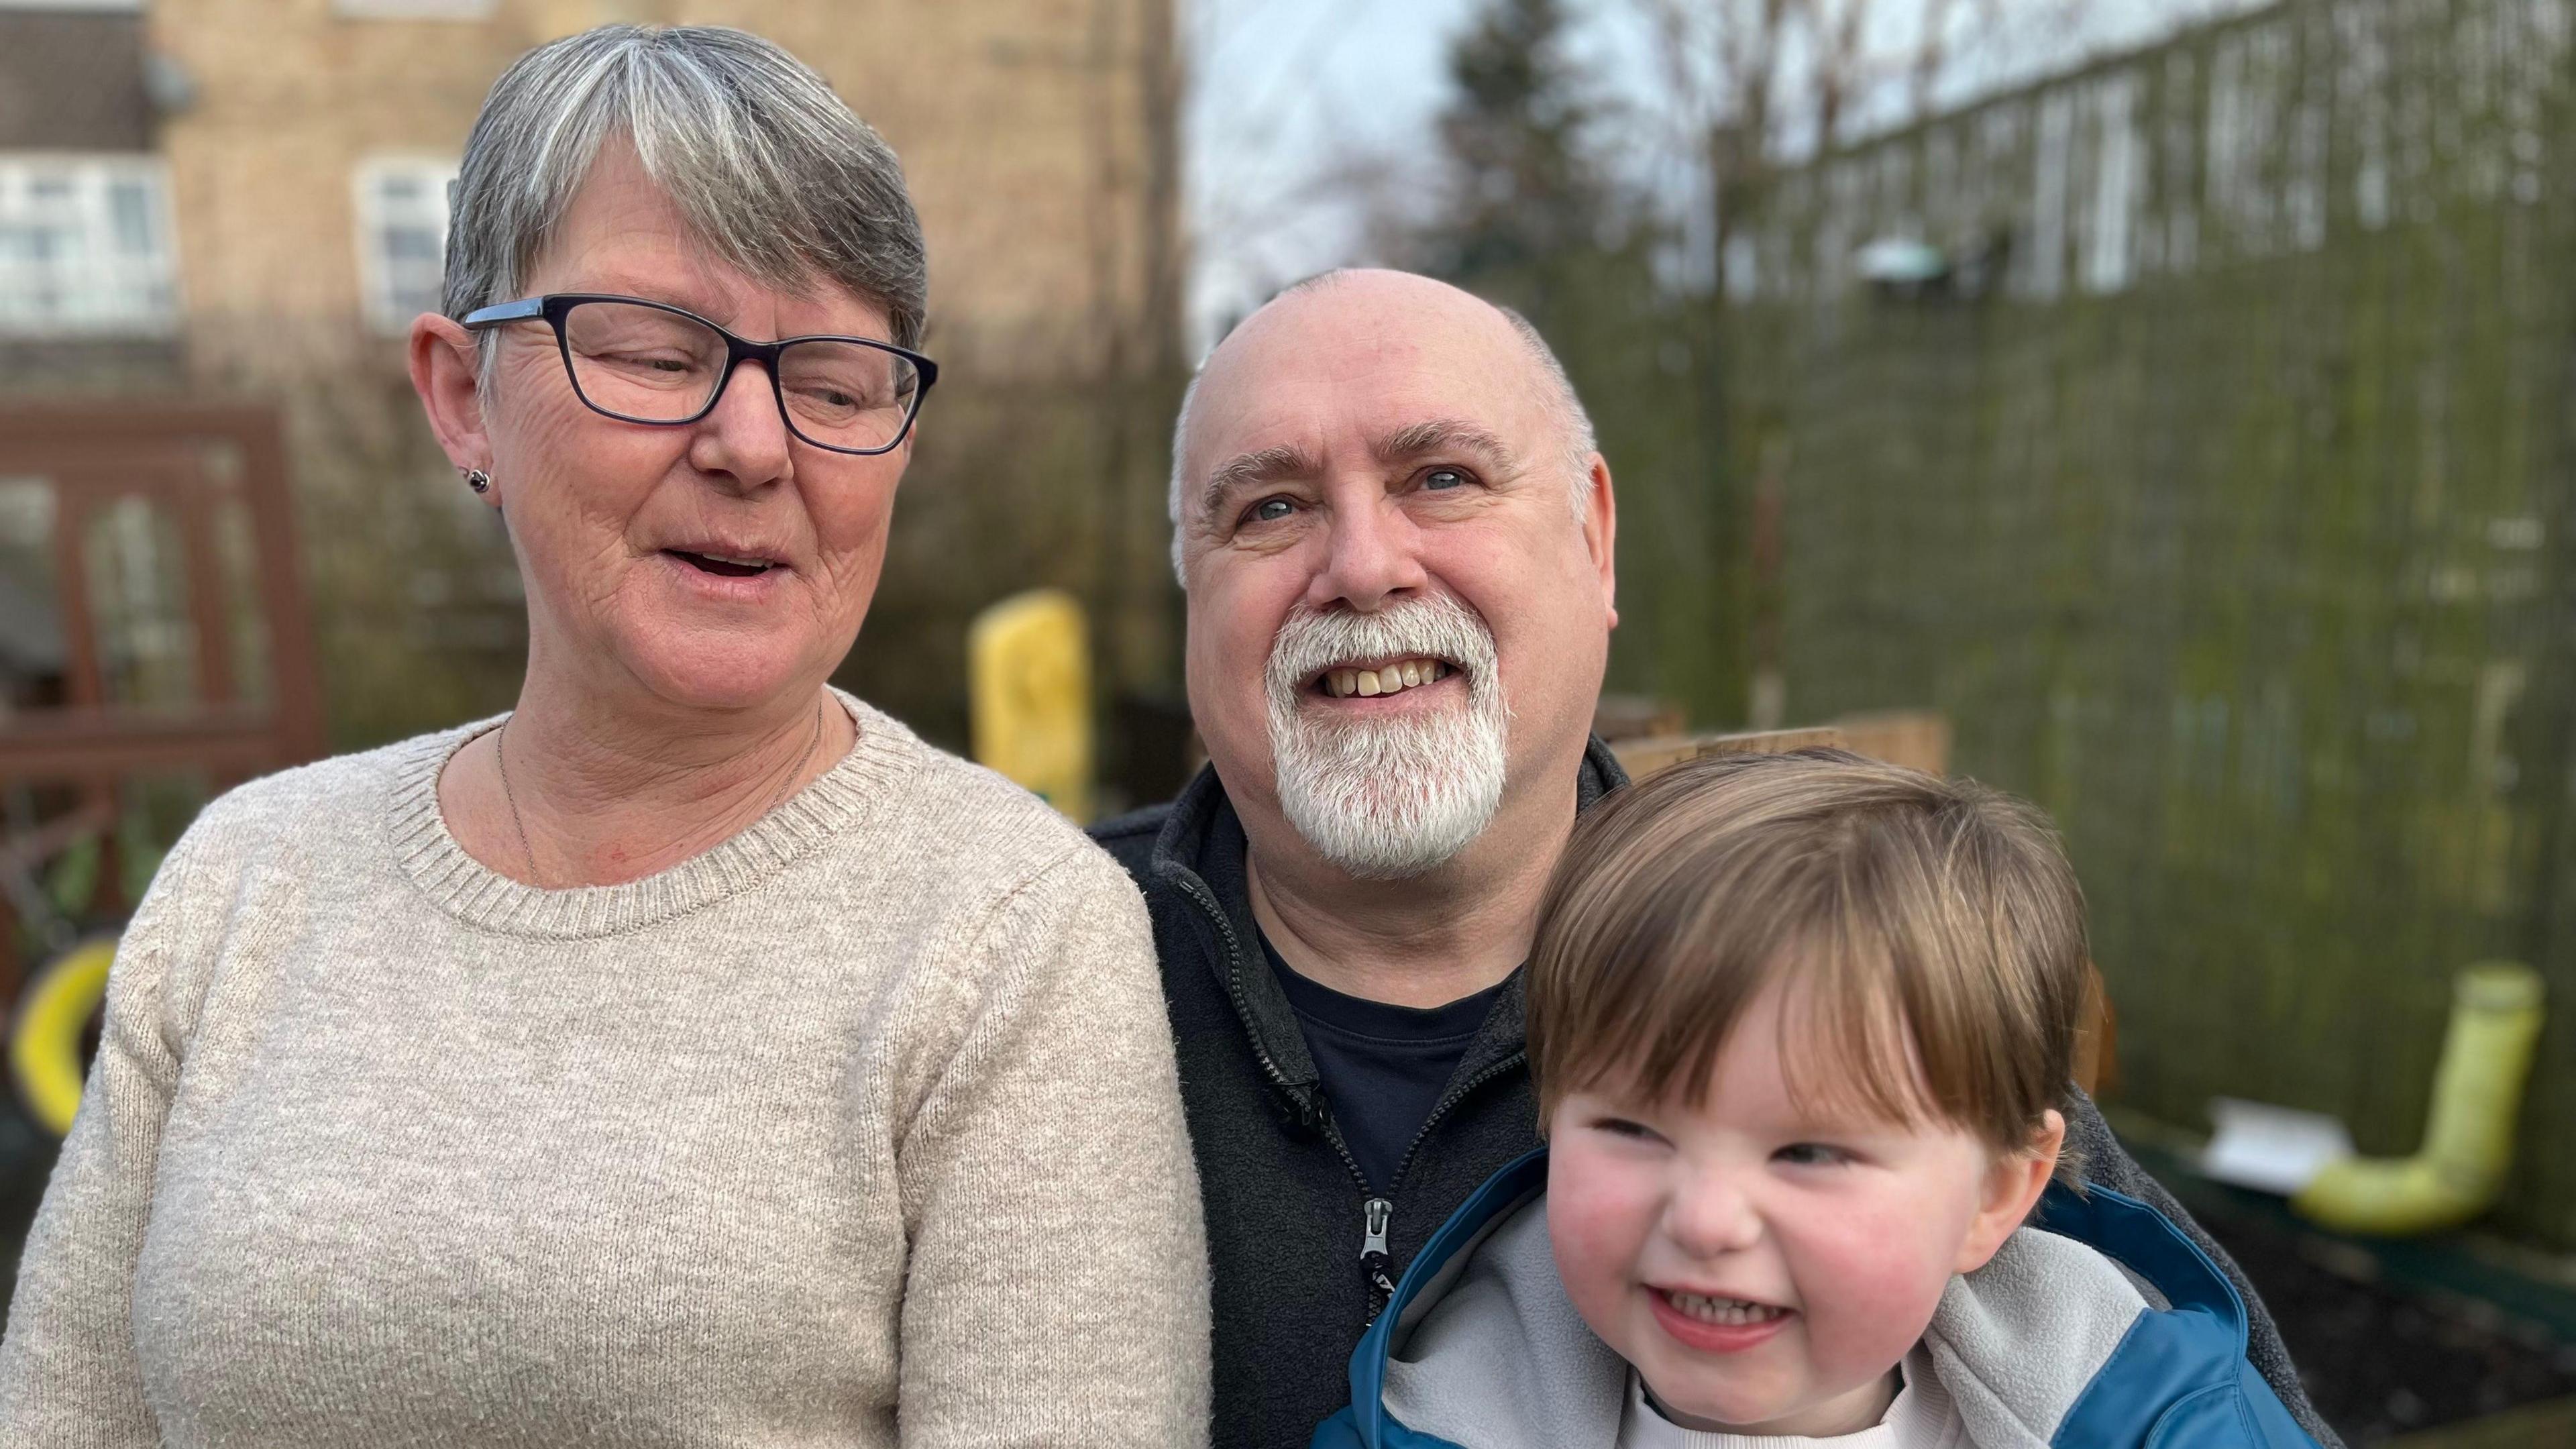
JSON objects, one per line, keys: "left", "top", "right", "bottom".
{"left": 1362, "top": 1197, "right": 1392, "bottom": 1258}
{"left": 1360, "top": 1197, "right": 1397, "bottom": 1325}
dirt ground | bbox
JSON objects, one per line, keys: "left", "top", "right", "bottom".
{"left": 2129, "top": 1144, "right": 2576, "bottom": 1445}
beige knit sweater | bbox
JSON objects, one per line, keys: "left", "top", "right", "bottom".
{"left": 0, "top": 693, "right": 1211, "bottom": 1448}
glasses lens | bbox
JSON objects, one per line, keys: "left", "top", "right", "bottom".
{"left": 561, "top": 301, "right": 727, "bottom": 422}
{"left": 777, "top": 340, "right": 922, "bottom": 452}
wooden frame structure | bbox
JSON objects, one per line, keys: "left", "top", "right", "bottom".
{"left": 0, "top": 403, "right": 326, "bottom": 983}
{"left": 0, "top": 402, "right": 325, "bottom": 782}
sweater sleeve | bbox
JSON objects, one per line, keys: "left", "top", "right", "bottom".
{"left": 894, "top": 845, "right": 1212, "bottom": 1449}
{"left": 0, "top": 826, "right": 207, "bottom": 1446}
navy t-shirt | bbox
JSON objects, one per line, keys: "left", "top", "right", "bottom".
{"left": 1259, "top": 932, "right": 1511, "bottom": 1191}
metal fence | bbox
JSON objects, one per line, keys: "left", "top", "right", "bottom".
{"left": 1727, "top": 0, "right": 2576, "bottom": 1245}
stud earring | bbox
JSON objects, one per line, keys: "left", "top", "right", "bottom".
{"left": 464, "top": 468, "right": 491, "bottom": 494}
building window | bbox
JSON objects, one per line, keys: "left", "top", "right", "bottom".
{"left": 355, "top": 156, "right": 458, "bottom": 334}
{"left": 0, "top": 155, "right": 176, "bottom": 335}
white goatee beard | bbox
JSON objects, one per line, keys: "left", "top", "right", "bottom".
{"left": 1263, "top": 594, "right": 1510, "bottom": 880}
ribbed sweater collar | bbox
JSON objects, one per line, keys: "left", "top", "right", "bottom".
{"left": 385, "top": 689, "right": 924, "bottom": 940}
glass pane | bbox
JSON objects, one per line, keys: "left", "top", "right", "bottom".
{"left": 109, "top": 181, "right": 154, "bottom": 254}
{"left": 780, "top": 340, "right": 917, "bottom": 450}
{"left": 563, "top": 301, "right": 725, "bottom": 420}
{"left": 0, "top": 225, "right": 60, "bottom": 262}
{"left": 384, "top": 225, "right": 440, "bottom": 262}
{"left": 201, "top": 447, "right": 272, "bottom": 708}
{"left": 0, "top": 478, "right": 64, "bottom": 713}
{"left": 83, "top": 497, "right": 199, "bottom": 710}
{"left": 213, "top": 489, "right": 273, "bottom": 708}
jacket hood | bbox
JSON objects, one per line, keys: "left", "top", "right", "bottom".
{"left": 1331, "top": 1150, "right": 2312, "bottom": 1449}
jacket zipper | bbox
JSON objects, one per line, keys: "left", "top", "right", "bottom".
{"left": 1174, "top": 872, "right": 1378, "bottom": 1201}
{"left": 1172, "top": 868, "right": 1519, "bottom": 1326}
{"left": 1387, "top": 1048, "right": 1528, "bottom": 1196}
{"left": 1355, "top": 1050, "right": 1531, "bottom": 1322}
{"left": 1360, "top": 1195, "right": 1397, "bottom": 1314}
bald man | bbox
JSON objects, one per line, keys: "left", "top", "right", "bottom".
{"left": 1091, "top": 270, "right": 2334, "bottom": 1449}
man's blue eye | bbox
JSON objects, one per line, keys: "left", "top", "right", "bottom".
{"left": 1252, "top": 498, "right": 1295, "bottom": 523}
{"left": 1424, "top": 468, "right": 1466, "bottom": 490}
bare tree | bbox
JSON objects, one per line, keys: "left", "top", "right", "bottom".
{"left": 1638, "top": 0, "right": 2037, "bottom": 288}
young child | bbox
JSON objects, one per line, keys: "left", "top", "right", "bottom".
{"left": 1313, "top": 750, "right": 2320, "bottom": 1448}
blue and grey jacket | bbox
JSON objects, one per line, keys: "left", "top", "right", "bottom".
{"left": 1313, "top": 1149, "right": 2322, "bottom": 1448}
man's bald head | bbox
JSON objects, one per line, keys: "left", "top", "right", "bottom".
{"left": 1167, "top": 268, "right": 1599, "bottom": 584}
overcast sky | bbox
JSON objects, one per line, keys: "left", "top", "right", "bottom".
{"left": 1182, "top": 0, "right": 1486, "bottom": 345}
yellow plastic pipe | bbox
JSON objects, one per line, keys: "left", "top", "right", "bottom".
{"left": 2292, "top": 962, "right": 2546, "bottom": 1236}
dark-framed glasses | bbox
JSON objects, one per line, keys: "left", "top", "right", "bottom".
{"left": 460, "top": 293, "right": 937, "bottom": 457}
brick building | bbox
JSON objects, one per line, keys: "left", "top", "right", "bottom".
{"left": 2, "top": 0, "right": 1178, "bottom": 376}
{"left": 0, "top": 0, "right": 1185, "bottom": 751}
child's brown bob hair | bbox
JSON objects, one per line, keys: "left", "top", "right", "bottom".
{"left": 1527, "top": 749, "right": 2090, "bottom": 1167}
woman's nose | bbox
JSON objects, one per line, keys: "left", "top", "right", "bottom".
{"left": 1306, "top": 495, "right": 1429, "bottom": 613}
{"left": 689, "top": 357, "right": 795, "bottom": 490}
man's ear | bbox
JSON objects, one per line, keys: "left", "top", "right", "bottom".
{"left": 1955, "top": 1108, "right": 2065, "bottom": 1274}
{"left": 1582, "top": 453, "right": 1618, "bottom": 631}
{"left": 408, "top": 312, "right": 499, "bottom": 511}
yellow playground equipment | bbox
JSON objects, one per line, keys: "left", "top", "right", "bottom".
{"left": 969, "top": 589, "right": 1095, "bottom": 822}
{"left": 9, "top": 936, "right": 114, "bottom": 1136}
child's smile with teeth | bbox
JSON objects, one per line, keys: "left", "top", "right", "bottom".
{"left": 1658, "top": 1289, "right": 1789, "bottom": 1326}
{"left": 1546, "top": 974, "right": 2061, "bottom": 1438}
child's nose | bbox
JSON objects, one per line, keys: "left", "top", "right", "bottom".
{"left": 1664, "top": 1174, "right": 1766, "bottom": 1256}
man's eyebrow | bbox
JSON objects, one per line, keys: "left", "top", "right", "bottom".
{"left": 1195, "top": 443, "right": 1322, "bottom": 523}
{"left": 1371, "top": 419, "right": 1517, "bottom": 470}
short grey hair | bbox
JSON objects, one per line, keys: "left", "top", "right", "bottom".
{"left": 1165, "top": 272, "right": 1599, "bottom": 586}
{"left": 443, "top": 24, "right": 926, "bottom": 370}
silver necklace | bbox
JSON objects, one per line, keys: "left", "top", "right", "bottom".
{"left": 494, "top": 699, "right": 827, "bottom": 883}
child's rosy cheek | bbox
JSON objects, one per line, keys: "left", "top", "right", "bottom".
{"left": 1808, "top": 1232, "right": 1957, "bottom": 1336}
{"left": 1548, "top": 1199, "right": 1642, "bottom": 1303}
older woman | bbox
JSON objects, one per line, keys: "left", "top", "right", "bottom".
{"left": 0, "top": 25, "right": 1208, "bottom": 1448}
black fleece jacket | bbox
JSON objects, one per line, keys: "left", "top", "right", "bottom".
{"left": 1091, "top": 742, "right": 2339, "bottom": 1449}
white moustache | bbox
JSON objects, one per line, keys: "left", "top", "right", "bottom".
{"left": 1263, "top": 594, "right": 1503, "bottom": 714}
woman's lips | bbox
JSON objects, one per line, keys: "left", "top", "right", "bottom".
{"left": 1648, "top": 1287, "right": 1795, "bottom": 1354}
{"left": 664, "top": 547, "right": 777, "bottom": 578}
{"left": 656, "top": 548, "right": 786, "bottom": 600}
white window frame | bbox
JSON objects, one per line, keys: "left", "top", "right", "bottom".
{"left": 0, "top": 153, "right": 179, "bottom": 337}
{"left": 353, "top": 155, "right": 460, "bottom": 335}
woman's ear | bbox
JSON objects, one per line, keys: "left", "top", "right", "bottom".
{"left": 408, "top": 312, "right": 498, "bottom": 509}
{"left": 1953, "top": 1108, "right": 2066, "bottom": 1274}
